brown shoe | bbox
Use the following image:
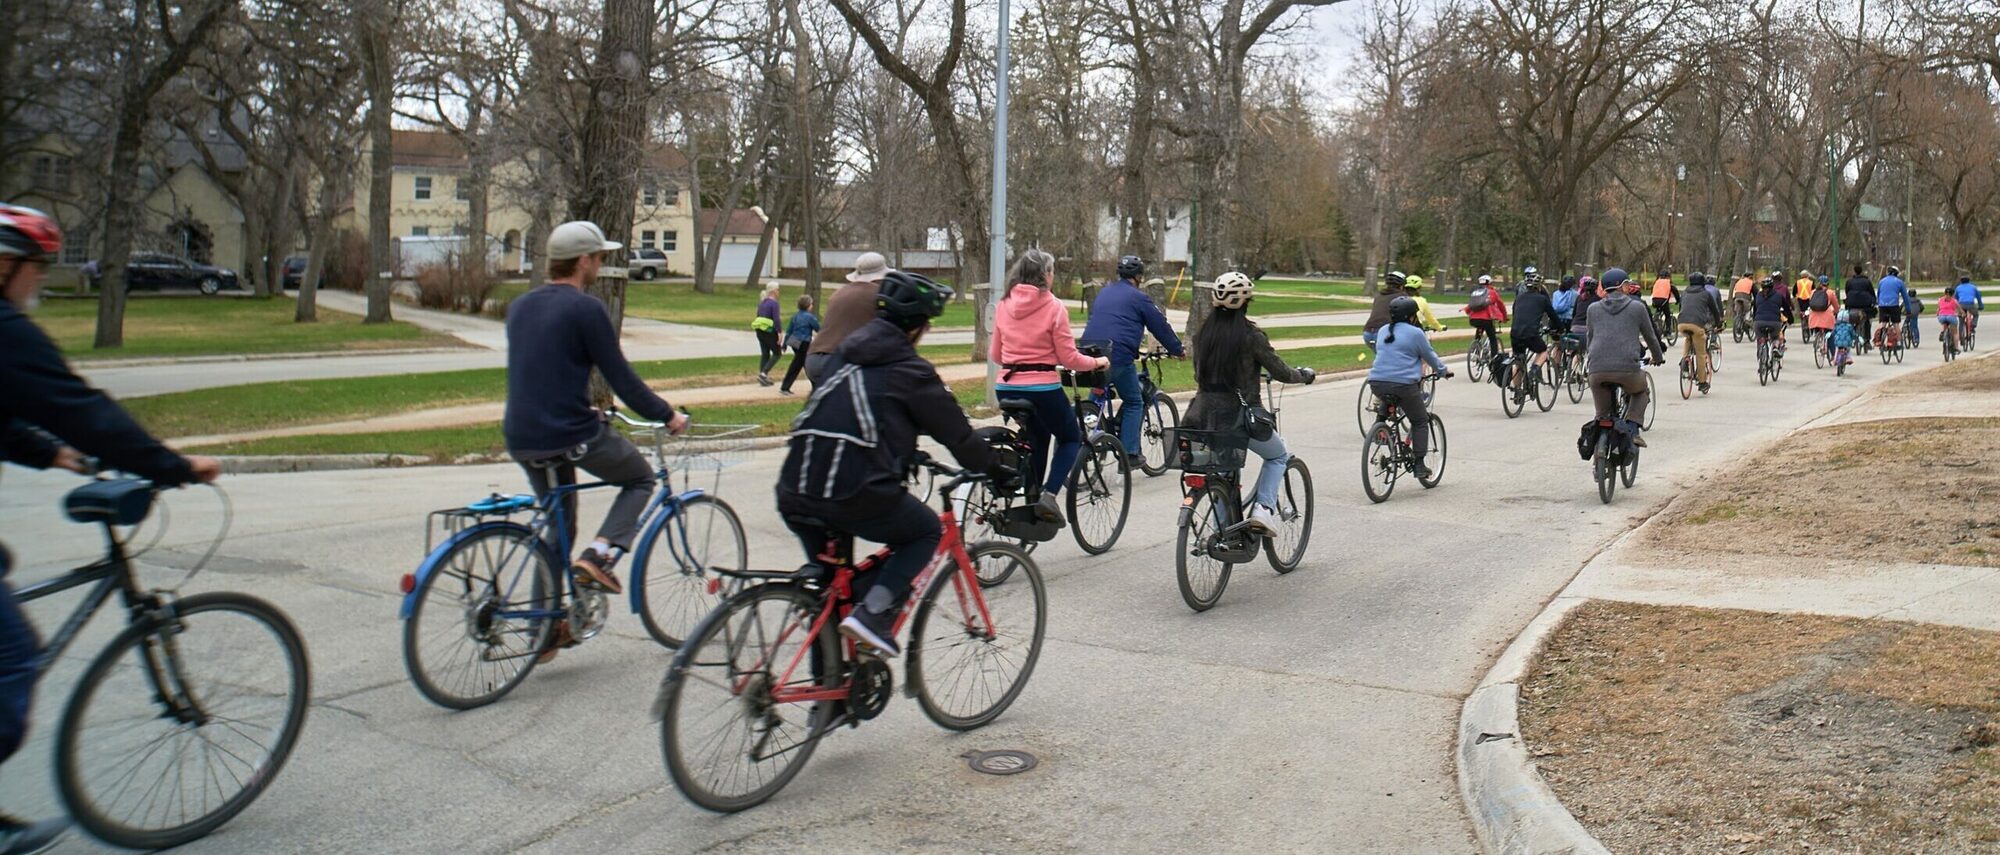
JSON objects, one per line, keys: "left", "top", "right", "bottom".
{"left": 571, "top": 551, "right": 622, "bottom": 594}
{"left": 538, "top": 619, "right": 577, "bottom": 664}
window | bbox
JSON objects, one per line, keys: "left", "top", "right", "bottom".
{"left": 641, "top": 186, "right": 659, "bottom": 206}
{"left": 640, "top": 230, "right": 656, "bottom": 250}
{"left": 661, "top": 183, "right": 680, "bottom": 204}
{"left": 60, "top": 238, "right": 89, "bottom": 265}
{"left": 455, "top": 179, "right": 471, "bottom": 201}
{"left": 413, "top": 176, "right": 433, "bottom": 200}
{"left": 412, "top": 226, "right": 431, "bottom": 237}
{"left": 30, "top": 155, "right": 72, "bottom": 192}
{"left": 661, "top": 230, "right": 678, "bottom": 252}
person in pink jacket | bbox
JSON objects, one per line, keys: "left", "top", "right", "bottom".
{"left": 991, "top": 248, "right": 1109, "bottom": 522}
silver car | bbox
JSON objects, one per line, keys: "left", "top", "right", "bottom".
{"left": 628, "top": 247, "right": 668, "bottom": 281}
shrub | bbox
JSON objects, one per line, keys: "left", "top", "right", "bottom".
{"left": 412, "top": 252, "right": 497, "bottom": 313}
{"left": 323, "top": 230, "right": 370, "bottom": 291}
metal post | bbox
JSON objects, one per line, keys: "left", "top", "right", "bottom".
{"left": 1827, "top": 140, "right": 1841, "bottom": 285}
{"left": 983, "top": 0, "right": 1011, "bottom": 407}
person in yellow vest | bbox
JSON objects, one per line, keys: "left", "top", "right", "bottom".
{"left": 1793, "top": 270, "right": 1816, "bottom": 343}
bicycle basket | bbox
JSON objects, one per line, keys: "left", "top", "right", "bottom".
{"left": 1063, "top": 342, "right": 1110, "bottom": 389}
{"left": 650, "top": 423, "right": 759, "bottom": 472}
{"left": 1165, "top": 427, "right": 1248, "bottom": 472}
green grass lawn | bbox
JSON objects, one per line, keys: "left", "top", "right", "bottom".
{"left": 1257, "top": 277, "right": 1474, "bottom": 304}
{"left": 131, "top": 346, "right": 983, "bottom": 438}
{"left": 185, "top": 339, "right": 1475, "bottom": 460}
{"left": 34, "top": 297, "right": 456, "bottom": 361}
{"left": 1262, "top": 325, "right": 1367, "bottom": 341}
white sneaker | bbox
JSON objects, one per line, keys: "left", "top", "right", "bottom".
{"left": 1246, "top": 503, "right": 1278, "bottom": 536}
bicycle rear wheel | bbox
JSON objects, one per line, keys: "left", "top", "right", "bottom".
{"left": 1500, "top": 368, "right": 1524, "bottom": 419}
{"left": 1264, "top": 458, "right": 1314, "bottom": 573}
{"left": 1356, "top": 384, "right": 1379, "bottom": 438}
{"left": 1176, "top": 486, "right": 1235, "bottom": 611}
{"left": 1594, "top": 446, "right": 1616, "bottom": 504}
{"left": 956, "top": 479, "right": 1034, "bottom": 568}
{"left": 1534, "top": 360, "right": 1558, "bottom": 411}
{"left": 1360, "top": 421, "right": 1398, "bottom": 504}
{"left": 1679, "top": 358, "right": 1694, "bottom": 399}
{"left": 403, "top": 525, "right": 557, "bottom": 709}
{"left": 1621, "top": 445, "right": 1641, "bottom": 488}
{"left": 658, "top": 582, "right": 836, "bottom": 813}
{"left": 637, "top": 494, "right": 748, "bottom": 649}
{"left": 1067, "top": 435, "right": 1131, "bottom": 555}
{"left": 1466, "top": 339, "right": 1489, "bottom": 383}
{"left": 57, "top": 592, "right": 309, "bottom": 850}
{"left": 1565, "top": 354, "right": 1586, "bottom": 403}
{"left": 1417, "top": 414, "right": 1447, "bottom": 488}
{"left": 1813, "top": 335, "right": 1827, "bottom": 369}
{"left": 1139, "top": 392, "right": 1179, "bottom": 477}
{"left": 909, "top": 542, "right": 1046, "bottom": 730}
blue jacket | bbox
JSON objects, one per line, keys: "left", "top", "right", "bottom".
{"left": 1079, "top": 279, "right": 1184, "bottom": 365}
{"left": 785, "top": 311, "right": 820, "bottom": 345}
{"left": 1550, "top": 288, "right": 1577, "bottom": 320}
{"left": 1876, "top": 275, "right": 1906, "bottom": 308}
{"left": 1367, "top": 322, "right": 1448, "bottom": 384}
{"left": 1954, "top": 282, "right": 1984, "bottom": 309}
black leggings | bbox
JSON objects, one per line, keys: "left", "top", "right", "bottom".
{"left": 757, "top": 330, "right": 783, "bottom": 375}
{"left": 787, "top": 493, "right": 940, "bottom": 615}
{"left": 1470, "top": 319, "right": 1499, "bottom": 354}
{"left": 1368, "top": 379, "right": 1430, "bottom": 459}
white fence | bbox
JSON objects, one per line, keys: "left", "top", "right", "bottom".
{"left": 779, "top": 248, "right": 959, "bottom": 270}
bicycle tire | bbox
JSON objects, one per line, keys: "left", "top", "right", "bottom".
{"left": 1138, "top": 392, "right": 1179, "bottom": 477}
{"left": 1534, "top": 360, "right": 1557, "bottom": 411}
{"left": 1501, "top": 368, "right": 1524, "bottom": 419}
{"left": 1621, "top": 445, "right": 1640, "bottom": 488}
{"left": 1643, "top": 372, "right": 1658, "bottom": 430}
{"left": 1881, "top": 342, "right": 1892, "bottom": 364}
{"left": 403, "top": 524, "right": 557, "bottom": 709}
{"left": 1417, "top": 414, "right": 1447, "bottom": 489}
{"left": 1466, "top": 340, "right": 1488, "bottom": 383}
{"left": 1264, "top": 457, "right": 1314, "bottom": 573}
{"left": 1176, "top": 486, "right": 1234, "bottom": 611}
{"left": 57, "top": 592, "right": 309, "bottom": 850}
{"left": 637, "top": 494, "right": 748, "bottom": 649}
{"left": 909, "top": 542, "right": 1046, "bottom": 730}
{"left": 1360, "top": 422, "right": 1397, "bottom": 504}
{"left": 1356, "top": 383, "right": 1379, "bottom": 438}
{"left": 1594, "top": 440, "right": 1616, "bottom": 504}
{"left": 1813, "top": 335, "right": 1827, "bottom": 369}
{"left": 1067, "top": 435, "right": 1131, "bottom": 555}
{"left": 1894, "top": 346, "right": 1904, "bottom": 364}
{"left": 1565, "top": 355, "right": 1586, "bottom": 404}
{"left": 1679, "top": 358, "right": 1694, "bottom": 399}
{"left": 658, "top": 582, "right": 836, "bottom": 813}
{"left": 957, "top": 479, "right": 1033, "bottom": 571}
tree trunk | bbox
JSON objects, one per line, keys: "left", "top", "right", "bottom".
{"left": 685, "top": 118, "right": 709, "bottom": 293}
{"left": 746, "top": 221, "right": 775, "bottom": 291}
{"left": 92, "top": 116, "right": 147, "bottom": 349}
{"left": 361, "top": 7, "right": 396, "bottom": 323}
{"left": 296, "top": 181, "right": 338, "bottom": 323}
{"left": 572, "top": 0, "right": 652, "bottom": 403}
{"left": 263, "top": 153, "right": 300, "bottom": 297}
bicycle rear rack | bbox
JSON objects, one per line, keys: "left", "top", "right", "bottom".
{"left": 424, "top": 493, "right": 537, "bottom": 555}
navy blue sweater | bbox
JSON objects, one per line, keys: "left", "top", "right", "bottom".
{"left": 503, "top": 284, "right": 673, "bottom": 455}
{"left": 0, "top": 298, "right": 193, "bottom": 484}
{"left": 1080, "top": 279, "right": 1184, "bottom": 364}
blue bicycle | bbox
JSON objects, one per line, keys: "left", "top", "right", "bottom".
{"left": 399, "top": 413, "right": 750, "bottom": 709}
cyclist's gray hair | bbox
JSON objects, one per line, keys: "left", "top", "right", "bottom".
{"left": 1007, "top": 248, "right": 1056, "bottom": 292}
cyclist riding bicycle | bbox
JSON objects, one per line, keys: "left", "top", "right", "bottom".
{"left": 1362, "top": 270, "right": 1411, "bottom": 347}
{"left": 1902, "top": 283, "right": 1923, "bottom": 342}
{"left": 1752, "top": 274, "right": 1797, "bottom": 357}
{"left": 1649, "top": 270, "right": 1679, "bottom": 332}
{"left": 1953, "top": 276, "right": 1984, "bottom": 336}
{"left": 1938, "top": 291, "right": 1961, "bottom": 344}
{"left": 503, "top": 221, "right": 688, "bottom": 616}
{"left": 779, "top": 271, "right": 1007, "bottom": 657}
{"left": 1806, "top": 278, "right": 1840, "bottom": 358}
{"left": 1182, "top": 273, "right": 1315, "bottom": 536}
{"left": 1405, "top": 275, "right": 1446, "bottom": 332}
{"left": 1463, "top": 273, "right": 1509, "bottom": 359}
{"left": 1829, "top": 310, "right": 1859, "bottom": 370}
{"left": 1677, "top": 271, "right": 1725, "bottom": 393}
{"left": 1582, "top": 268, "right": 1666, "bottom": 446}
{"left": 1869, "top": 265, "right": 1904, "bottom": 344}
{"left": 1794, "top": 270, "right": 1817, "bottom": 343}
{"left": 1508, "top": 276, "right": 1560, "bottom": 387}
{"left": 1573, "top": 275, "right": 1602, "bottom": 337}
{"left": 1079, "top": 254, "right": 1184, "bottom": 468}
{"left": 992, "top": 249, "right": 1109, "bottom": 523}
{"left": 1368, "top": 297, "right": 1451, "bottom": 481}
{"left": 0, "top": 205, "right": 225, "bottom": 853}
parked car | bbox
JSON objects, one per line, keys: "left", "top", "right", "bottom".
{"left": 124, "top": 252, "right": 242, "bottom": 295}
{"left": 280, "top": 255, "right": 308, "bottom": 289}
{"left": 628, "top": 247, "right": 668, "bottom": 281}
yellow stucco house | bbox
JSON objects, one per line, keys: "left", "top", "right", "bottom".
{"left": 342, "top": 130, "right": 772, "bottom": 279}
{"left": 4, "top": 131, "right": 250, "bottom": 278}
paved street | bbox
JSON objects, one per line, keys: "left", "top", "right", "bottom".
{"left": 0, "top": 332, "right": 1959, "bottom": 853}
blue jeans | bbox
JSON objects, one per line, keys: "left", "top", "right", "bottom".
{"left": 1108, "top": 362, "right": 1144, "bottom": 455}
{"left": 0, "top": 553, "right": 38, "bottom": 764}
{"left": 1246, "top": 432, "right": 1290, "bottom": 509}
{"left": 998, "top": 387, "right": 1082, "bottom": 496}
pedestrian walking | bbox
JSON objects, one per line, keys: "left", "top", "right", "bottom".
{"left": 779, "top": 294, "right": 819, "bottom": 395}
{"left": 753, "top": 282, "right": 782, "bottom": 386}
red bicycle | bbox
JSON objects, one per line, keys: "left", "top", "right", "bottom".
{"left": 654, "top": 453, "right": 1047, "bottom": 812}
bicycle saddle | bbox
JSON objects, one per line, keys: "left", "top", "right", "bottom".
{"left": 997, "top": 398, "right": 1036, "bottom": 421}
{"left": 65, "top": 478, "right": 155, "bottom": 526}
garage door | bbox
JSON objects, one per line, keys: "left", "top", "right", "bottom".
{"left": 714, "top": 244, "right": 760, "bottom": 280}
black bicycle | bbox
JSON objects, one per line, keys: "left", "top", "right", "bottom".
{"left": 1499, "top": 349, "right": 1557, "bottom": 418}
{"left": 1167, "top": 375, "right": 1313, "bottom": 612}
{"left": 1361, "top": 372, "right": 1449, "bottom": 503}
{"left": 1088, "top": 348, "right": 1181, "bottom": 477}
{"left": 14, "top": 476, "right": 310, "bottom": 849}
{"left": 961, "top": 366, "right": 1131, "bottom": 558}
{"left": 1358, "top": 370, "right": 1437, "bottom": 437}
{"left": 1590, "top": 391, "right": 1642, "bottom": 504}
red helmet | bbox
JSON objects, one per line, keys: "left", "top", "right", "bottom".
{"left": 0, "top": 204, "right": 63, "bottom": 261}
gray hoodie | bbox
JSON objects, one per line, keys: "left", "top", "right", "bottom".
{"left": 1583, "top": 292, "right": 1665, "bottom": 373}
{"left": 1677, "top": 284, "right": 1724, "bottom": 329}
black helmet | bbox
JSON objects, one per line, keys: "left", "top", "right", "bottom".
{"left": 1116, "top": 255, "right": 1144, "bottom": 279}
{"left": 1384, "top": 269, "right": 1407, "bottom": 289}
{"left": 1389, "top": 295, "right": 1420, "bottom": 323}
{"left": 875, "top": 270, "right": 953, "bottom": 331}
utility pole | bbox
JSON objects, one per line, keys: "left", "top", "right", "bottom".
{"left": 1825, "top": 139, "right": 1841, "bottom": 283}
{"left": 983, "top": 0, "right": 1010, "bottom": 406}
{"left": 1905, "top": 157, "right": 1914, "bottom": 276}
{"left": 1665, "top": 164, "right": 1684, "bottom": 273}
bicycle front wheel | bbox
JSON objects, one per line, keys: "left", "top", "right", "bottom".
{"left": 1360, "top": 421, "right": 1398, "bottom": 504}
{"left": 1264, "top": 457, "right": 1314, "bottom": 574}
{"left": 1679, "top": 358, "right": 1694, "bottom": 399}
{"left": 1466, "top": 340, "right": 1488, "bottom": 383}
{"left": 1534, "top": 360, "right": 1558, "bottom": 411}
{"left": 909, "top": 542, "right": 1046, "bottom": 730}
{"left": 658, "top": 583, "right": 836, "bottom": 813}
{"left": 1067, "top": 435, "right": 1131, "bottom": 555}
{"left": 1176, "top": 487, "right": 1235, "bottom": 611}
{"left": 637, "top": 494, "right": 748, "bottom": 649}
{"left": 1643, "top": 372, "right": 1658, "bottom": 430}
{"left": 403, "top": 525, "right": 557, "bottom": 709}
{"left": 1500, "top": 369, "right": 1524, "bottom": 418}
{"left": 57, "top": 592, "right": 309, "bottom": 850}
{"left": 1139, "top": 392, "right": 1179, "bottom": 477}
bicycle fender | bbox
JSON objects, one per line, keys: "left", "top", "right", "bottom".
{"left": 1176, "top": 496, "right": 1197, "bottom": 528}
{"left": 627, "top": 488, "right": 708, "bottom": 615}
{"left": 398, "top": 520, "right": 548, "bottom": 620}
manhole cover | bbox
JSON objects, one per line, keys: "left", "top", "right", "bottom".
{"left": 965, "top": 749, "right": 1038, "bottom": 776}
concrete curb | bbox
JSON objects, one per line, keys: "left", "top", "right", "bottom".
{"left": 78, "top": 346, "right": 473, "bottom": 369}
{"left": 219, "top": 454, "right": 438, "bottom": 473}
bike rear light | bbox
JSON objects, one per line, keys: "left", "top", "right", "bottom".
{"left": 399, "top": 573, "right": 415, "bottom": 594}
{"left": 1182, "top": 474, "right": 1207, "bottom": 489}
{"left": 706, "top": 576, "right": 721, "bottom": 595}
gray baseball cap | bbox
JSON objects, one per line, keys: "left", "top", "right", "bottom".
{"left": 547, "top": 221, "right": 622, "bottom": 260}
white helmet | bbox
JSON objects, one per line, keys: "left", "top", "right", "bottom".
{"left": 1212, "top": 272, "right": 1255, "bottom": 309}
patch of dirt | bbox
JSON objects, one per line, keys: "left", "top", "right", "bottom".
{"left": 1641, "top": 417, "right": 2000, "bottom": 567}
{"left": 1521, "top": 601, "right": 2000, "bottom": 852}
{"left": 1878, "top": 352, "right": 2000, "bottom": 393}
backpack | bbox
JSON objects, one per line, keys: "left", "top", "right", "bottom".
{"left": 1809, "top": 288, "right": 1830, "bottom": 311}
{"left": 1551, "top": 289, "right": 1577, "bottom": 316}
{"left": 1466, "top": 288, "right": 1493, "bottom": 312}
{"left": 778, "top": 361, "right": 899, "bottom": 504}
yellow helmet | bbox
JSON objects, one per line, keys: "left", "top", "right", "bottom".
{"left": 1406, "top": 275, "right": 1424, "bottom": 291}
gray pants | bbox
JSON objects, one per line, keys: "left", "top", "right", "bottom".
{"left": 515, "top": 423, "right": 655, "bottom": 552}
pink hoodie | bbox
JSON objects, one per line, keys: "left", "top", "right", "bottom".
{"left": 991, "top": 284, "right": 1097, "bottom": 386}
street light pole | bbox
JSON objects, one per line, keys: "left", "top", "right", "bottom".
{"left": 984, "top": 0, "right": 1011, "bottom": 405}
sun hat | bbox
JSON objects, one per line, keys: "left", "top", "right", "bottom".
{"left": 847, "top": 251, "right": 890, "bottom": 283}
